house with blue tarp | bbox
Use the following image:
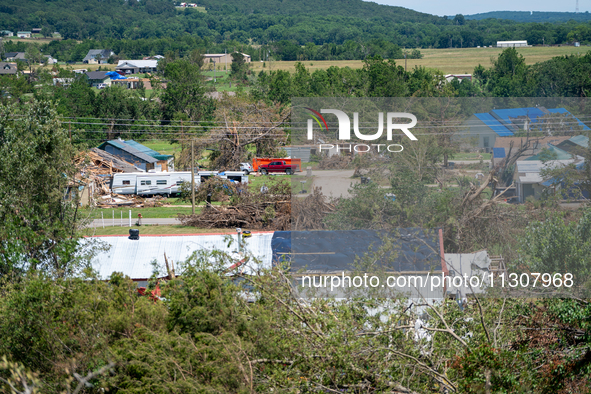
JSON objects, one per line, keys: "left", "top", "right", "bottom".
{"left": 460, "top": 107, "right": 589, "bottom": 152}
{"left": 98, "top": 139, "right": 174, "bottom": 172}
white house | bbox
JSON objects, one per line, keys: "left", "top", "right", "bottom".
{"left": 116, "top": 60, "right": 159, "bottom": 74}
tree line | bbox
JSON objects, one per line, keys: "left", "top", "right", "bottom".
{"left": 2, "top": 0, "right": 591, "bottom": 51}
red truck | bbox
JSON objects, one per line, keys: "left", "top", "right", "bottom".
{"left": 258, "top": 160, "right": 298, "bottom": 175}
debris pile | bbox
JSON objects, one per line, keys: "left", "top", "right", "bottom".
{"left": 179, "top": 178, "right": 292, "bottom": 230}
{"left": 292, "top": 187, "right": 335, "bottom": 230}
{"left": 97, "top": 194, "right": 166, "bottom": 208}
{"left": 74, "top": 148, "right": 164, "bottom": 207}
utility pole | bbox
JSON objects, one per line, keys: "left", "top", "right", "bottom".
{"left": 404, "top": 53, "right": 407, "bottom": 72}
{"left": 191, "top": 139, "right": 195, "bottom": 215}
{"left": 69, "top": 120, "right": 72, "bottom": 142}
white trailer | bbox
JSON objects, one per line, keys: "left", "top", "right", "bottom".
{"left": 111, "top": 172, "right": 196, "bottom": 196}
{"left": 219, "top": 171, "right": 249, "bottom": 183}
{"left": 110, "top": 170, "right": 248, "bottom": 196}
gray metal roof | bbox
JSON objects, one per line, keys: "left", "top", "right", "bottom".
{"left": 89, "top": 233, "right": 274, "bottom": 280}
{"left": 100, "top": 140, "right": 159, "bottom": 163}
{"left": 0, "top": 62, "right": 17, "bottom": 75}
{"left": 90, "top": 148, "right": 143, "bottom": 172}
{"left": 85, "top": 71, "right": 109, "bottom": 80}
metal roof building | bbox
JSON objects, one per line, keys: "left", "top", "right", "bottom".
{"left": 97, "top": 139, "right": 173, "bottom": 172}
{"left": 90, "top": 232, "right": 275, "bottom": 284}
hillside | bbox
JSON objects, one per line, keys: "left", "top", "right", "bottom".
{"left": 2, "top": 0, "right": 591, "bottom": 51}
{"left": 466, "top": 10, "right": 591, "bottom": 23}
{"left": 200, "top": 0, "right": 445, "bottom": 23}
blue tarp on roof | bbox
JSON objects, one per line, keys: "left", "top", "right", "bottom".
{"left": 547, "top": 108, "right": 591, "bottom": 131}
{"left": 105, "top": 71, "right": 126, "bottom": 80}
{"left": 491, "top": 107, "right": 547, "bottom": 124}
{"left": 474, "top": 113, "right": 514, "bottom": 136}
{"left": 493, "top": 147, "right": 506, "bottom": 159}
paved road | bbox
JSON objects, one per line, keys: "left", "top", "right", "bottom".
{"left": 310, "top": 169, "right": 358, "bottom": 198}
{"left": 88, "top": 217, "right": 180, "bottom": 228}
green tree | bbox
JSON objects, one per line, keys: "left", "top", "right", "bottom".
{"left": 230, "top": 51, "right": 248, "bottom": 81}
{"left": 159, "top": 58, "right": 215, "bottom": 123}
{"left": 0, "top": 100, "right": 87, "bottom": 278}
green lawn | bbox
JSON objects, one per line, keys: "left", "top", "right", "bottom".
{"left": 248, "top": 174, "right": 291, "bottom": 190}
{"left": 291, "top": 175, "right": 314, "bottom": 194}
{"left": 80, "top": 206, "right": 197, "bottom": 220}
{"left": 141, "top": 140, "right": 180, "bottom": 156}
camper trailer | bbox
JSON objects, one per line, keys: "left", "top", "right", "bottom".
{"left": 110, "top": 170, "right": 248, "bottom": 196}
{"left": 111, "top": 172, "right": 196, "bottom": 196}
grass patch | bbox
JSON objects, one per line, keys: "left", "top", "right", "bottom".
{"left": 81, "top": 225, "right": 233, "bottom": 236}
{"left": 141, "top": 139, "right": 180, "bottom": 156}
{"left": 248, "top": 174, "right": 290, "bottom": 191}
{"left": 80, "top": 206, "right": 197, "bottom": 220}
{"left": 291, "top": 175, "right": 314, "bottom": 194}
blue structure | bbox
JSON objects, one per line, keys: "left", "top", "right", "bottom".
{"left": 462, "top": 107, "right": 589, "bottom": 152}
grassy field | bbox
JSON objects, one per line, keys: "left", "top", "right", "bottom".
{"left": 81, "top": 225, "right": 233, "bottom": 236}
{"left": 249, "top": 46, "right": 589, "bottom": 74}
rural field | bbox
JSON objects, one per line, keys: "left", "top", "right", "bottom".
{"left": 249, "top": 45, "right": 589, "bottom": 74}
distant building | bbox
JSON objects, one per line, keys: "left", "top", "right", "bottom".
{"left": 497, "top": 40, "right": 528, "bottom": 48}
{"left": 0, "top": 30, "right": 13, "bottom": 37}
{"left": 0, "top": 62, "right": 18, "bottom": 75}
{"left": 31, "top": 28, "right": 41, "bottom": 34}
{"left": 116, "top": 60, "right": 159, "bottom": 74}
{"left": 111, "top": 78, "right": 142, "bottom": 89}
{"left": 491, "top": 136, "right": 572, "bottom": 167}
{"left": 4, "top": 52, "right": 26, "bottom": 61}
{"left": 202, "top": 53, "right": 251, "bottom": 65}
{"left": 84, "top": 71, "right": 112, "bottom": 88}
{"left": 444, "top": 74, "right": 472, "bottom": 83}
{"left": 16, "top": 31, "right": 31, "bottom": 38}
{"left": 43, "top": 55, "right": 58, "bottom": 65}
{"left": 459, "top": 107, "right": 589, "bottom": 152}
{"left": 83, "top": 49, "right": 114, "bottom": 64}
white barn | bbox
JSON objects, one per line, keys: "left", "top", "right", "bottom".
{"left": 497, "top": 40, "right": 528, "bottom": 48}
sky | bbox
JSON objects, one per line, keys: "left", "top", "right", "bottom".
{"left": 367, "top": 0, "right": 587, "bottom": 16}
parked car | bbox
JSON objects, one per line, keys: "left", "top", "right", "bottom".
{"left": 258, "top": 160, "right": 297, "bottom": 175}
{"left": 239, "top": 162, "right": 253, "bottom": 175}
